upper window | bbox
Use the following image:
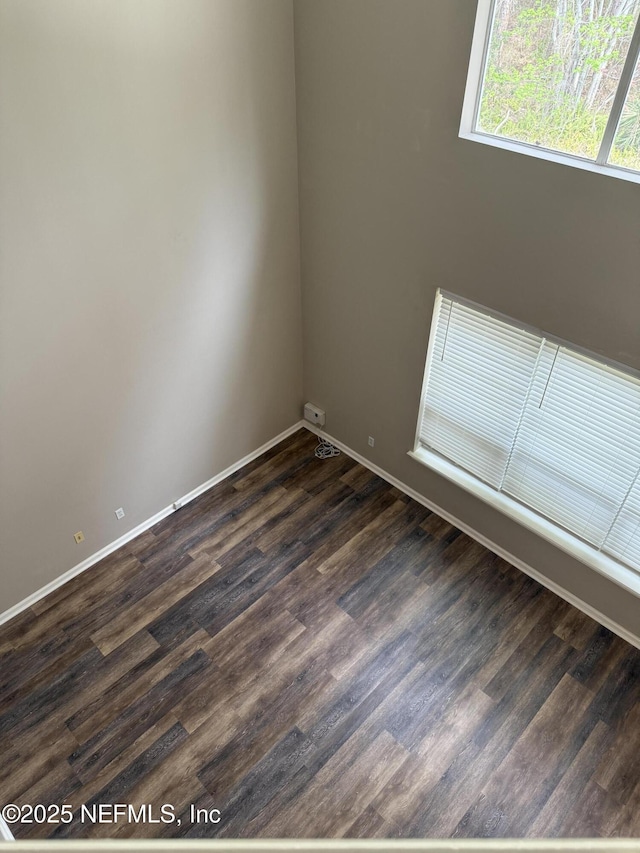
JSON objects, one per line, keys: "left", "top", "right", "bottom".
{"left": 461, "top": 0, "right": 640, "bottom": 181}
{"left": 411, "top": 292, "right": 640, "bottom": 587}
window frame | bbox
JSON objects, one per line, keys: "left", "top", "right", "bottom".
{"left": 410, "top": 290, "right": 640, "bottom": 600}
{"left": 460, "top": 0, "right": 640, "bottom": 185}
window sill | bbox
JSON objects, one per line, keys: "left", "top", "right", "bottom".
{"left": 409, "top": 445, "right": 640, "bottom": 600}
{"left": 459, "top": 130, "right": 640, "bottom": 187}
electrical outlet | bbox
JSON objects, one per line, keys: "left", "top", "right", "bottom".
{"left": 115, "top": 507, "right": 125, "bottom": 520}
{"left": 304, "top": 402, "right": 326, "bottom": 427}
{"left": 368, "top": 436, "right": 375, "bottom": 448}
{"left": 74, "top": 531, "right": 85, "bottom": 544}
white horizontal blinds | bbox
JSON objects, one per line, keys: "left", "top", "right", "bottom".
{"left": 419, "top": 295, "right": 543, "bottom": 488}
{"left": 604, "top": 474, "right": 640, "bottom": 567}
{"left": 503, "top": 347, "right": 640, "bottom": 550}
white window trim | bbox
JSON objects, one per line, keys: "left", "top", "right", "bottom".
{"left": 409, "top": 445, "right": 640, "bottom": 600}
{"left": 460, "top": 0, "right": 640, "bottom": 186}
{"left": 409, "top": 290, "right": 640, "bottom": 601}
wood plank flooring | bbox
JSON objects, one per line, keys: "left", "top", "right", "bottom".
{"left": 2, "top": 428, "right": 640, "bottom": 840}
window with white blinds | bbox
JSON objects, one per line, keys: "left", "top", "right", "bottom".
{"left": 414, "top": 292, "right": 640, "bottom": 576}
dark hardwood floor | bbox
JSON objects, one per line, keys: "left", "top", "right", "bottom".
{"left": 2, "top": 428, "right": 640, "bottom": 840}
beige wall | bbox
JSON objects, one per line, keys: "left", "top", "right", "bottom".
{"left": 2, "top": 0, "right": 639, "bottom": 635}
{"left": 0, "top": 0, "right": 302, "bottom": 611}
{"left": 294, "top": 0, "right": 640, "bottom": 636}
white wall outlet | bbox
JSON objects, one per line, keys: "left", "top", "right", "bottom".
{"left": 368, "top": 436, "right": 375, "bottom": 447}
{"left": 74, "top": 531, "right": 85, "bottom": 544}
{"left": 304, "top": 402, "right": 326, "bottom": 427}
{"left": 115, "top": 507, "right": 125, "bottom": 520}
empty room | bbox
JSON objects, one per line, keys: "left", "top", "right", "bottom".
{"left": 2, "top": 0, "right": 640, "bottom": 845}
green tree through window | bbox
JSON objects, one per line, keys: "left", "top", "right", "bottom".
{"left": 476, "top": 0, "right": 640, "bottom": 171}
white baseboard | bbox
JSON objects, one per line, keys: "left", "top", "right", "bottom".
{"left": 304, "top": 425, "right": 640, "bottom": 651}
{"left": 4, "top": 418, "right": 638, "bottom": 653}
{"left": 0, "top": 421, "right": 305, "bottom": 629}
